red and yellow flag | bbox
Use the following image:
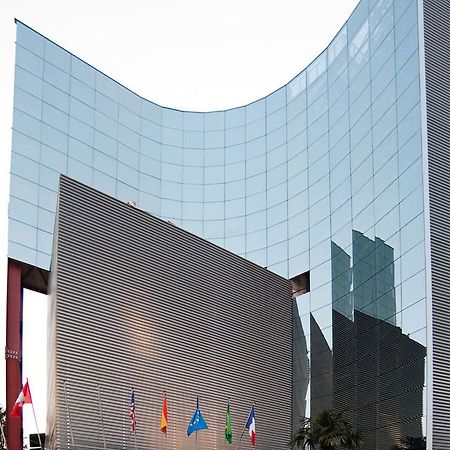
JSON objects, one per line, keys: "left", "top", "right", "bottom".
{"left": 160, "top": 391, "right": 168, "bottom": 433}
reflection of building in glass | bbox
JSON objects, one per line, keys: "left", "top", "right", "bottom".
{"left": 5, "top": 0, "right": 450, "bottom": 447}
{"left": 298, "top": 233, "right": 427, "bottom": 449}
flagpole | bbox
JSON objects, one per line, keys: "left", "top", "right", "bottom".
{"left": 234, "top": 427, "right": 246, "bottom": 450}
{"left": 97, "top": 384, "right": 107, "bottom": 450}
{"left": 30, "top": 401, "right": 43, "bottom": 450}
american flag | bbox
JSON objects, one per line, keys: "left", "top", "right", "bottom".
{"left": 130, "top": 389, "right": 136, "bottom": 433}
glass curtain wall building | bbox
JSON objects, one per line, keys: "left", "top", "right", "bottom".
{"left": 6, "top": 0, "right": 450, "bottom": 448}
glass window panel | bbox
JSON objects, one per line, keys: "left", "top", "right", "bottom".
{"left": 401, "top": 298, "right": 426, "bottom": 335}
{"left": 68, "top": 138, "right": 92, "bottom": 165}
{"left": 268, "top": 221, "right": 287, "bottom": 246}
{"left": 183, "top": 184, "right": 203, "bottom": 202}
{"left": 14, "top": 88, "right": 42, "bottom": 120}
{"left": 119, "top": 87, "right": 140, "bottom": 113}
{"left": 225, "top": 161, "right": 245, "bottom": 182}
{"left": 225, "top": 127, "right": 245, "bottom": 146}
{"left": 397, "top": 104, "right": 420, "bottom": 148}
{"left": 267, "top": 144, "right": 286, "bottom": 170}
{"left": 70, "top": 77, "right": 95, "bottom": 107}
{"left": 116, "top": 181, "right": 138, "bottom": 205}
{"left": 287, "top": 73, "right": 306, "bottom": 103}
{"left": 94, "top": 111, "right": 117, "bottom": 139}
{"left": 37, "top": 229, "right": 52, "bottom": 254}
{"left": 42, "top": 103, "right": 69, "bottom": 133}
{"left": 162, "top": 109, "right": 183, "bottom": 129}
{"left": 140, "top": 173, "right": 160, "bottom": 196}
{"left": 118, "top": 144, "right": 139, "bottom": 169}
{"left": 204, "top": 202, "right": 224, "bottom": 220}
{"left": 399, "top": 157, "right": 422, "bottom": 200}
{"left": 204, "top": 184, "right": 224, "bottom": 202}
{"left": 11, "top": 153, "right": 39, "bottom": 184}
{"left": 267, "top": 164, "right": 286, "bottom": 188}
{"left": 204, "top": 130, "right": 224, "bottom": 150}
{"left": 161, "top": 180, "right": 182, "bottom": 200}
{"left": 141, "top": 101, "right": 162, "bottom": 124}
{"left": 93, "top": 170, "right": 116, "bottom": 197}
{"left": 225, "top": 108, "right": 245, "bottom": 128}
{"left": 69, "top": 117, "right": 94, "bottom": 146}
{"left": 395, "top": 0, "right": 418, "bottom": 45}
{"left": 71, "top": 56, "right": 95, "bottom": 86}
{"left": 267, "top": 130, "right": 286, "bottom": 154}
{"left": 182, "top": 202, "right": 203, "bottom": 220}
{"left": 246, "top": 192, "right": 266, "bottom": 214}
{"left": 225, "top": 198, "right": 245, "bottom": 218}
{"left": 14, "top": 67, "right": 43, "bottom": 98}
{"left": 401, "top": 239, "right": 425, "bottom": 282}
{"left": 9, "top": 219, "right": 37, "bottom": 249}
{"left": 17, "top": 24, "right": 44, "bottom": 56}
{"left": 401, "top": 269, "right": 425, "bottom": 310}
{"left": 247, "top": 249, "right": 267, "bottom": 268}
{"left": 398, "top": 181, "right": 422, "bottom": 225}
{"left": 162, "top": 127, "right": 183, "bottom": 147}
{"left": 38, "top": 185, "right": 57, "bottom": 212}
{"left": 204, "top": 220, "right": 225, "bottom": 238}
{"left": 41, "top": 144, "right": 67, "bottom": 172}
{"left": 117, "top": 125, "right": 139, "bottom": 150}
{"left": 44, "top": 61, "right": 70, "bottom": 91}
{"left": 16, "top": 46, "right": 44, "bottom": 76}
{"left": 395, "top": 25, "right": 419, "bottom": 70}
{"left": 267, "top": 241, "right": 288, "bottom": 265}
{"left": 396, "top": 50, "right": 419, "bottom": 96}
{"left": 119, "top": 106, "right": 140, "bottom": 132}
{"left": 43, "top": 82, "right": 69, "bottom": 113}
{"left": 267, "top": 108, "right": 286, "bottom": 134}
{"left": 246, "top": 99, "right": 266, "bottom": 121}
{"left": 9, "top": 197, "right": 38, "bottom": 227}
{"left": 183, "top": 131, "right": 203, "bottom": 149}
{"left": 288, "top": 170, "right": 308, "bottom": 197}
{"left": 246, "top": 118, "right": 265, "bottom": 140}
{"left": 70, "top": 97, "right": 94, "bottom": 126}
{"left": 94, "top": 152, "right": 117, "bottom": 178}
{"left": 246, "top": 137, "right": 265, "bottom": 159}
{"left": 95, "top": 90, "right": 118, "bottom": 119}
{"left": 225, "top": 216, "right": 245, "bottom": 236}
{"left": 226, "top": 144, "right": 245, "bottom": 164}
{"left": 161, "top": 162, "right": 182, "bottom": 183}
{"left": 138, "top": 191, "right": 160, "bottom": 216}
{"left": 247, "top": 229, "right": 266, "bottom": 252}
{"left": 38, "top": 208, "right": 56, "bottom": 233}
{"left": 225, "top": 180, "right": 245, "bottom": 200}
{"left": 94, "top": 131, "right": 117, "bottom": 158}
{"left": 117, "top": 162, "right": 139, "bottom": 188}
{"left": 96, "top": 72, "right": 119, "bottom": 100}
{"left": 288, "top": 209, "right": 308, "bottom": 236}
{"left": 161, "top": 145, "right": 182, "bottom": 164}
{"left": 67, "top": 158, "right": 92, "bottom": 186}
{"left": 247, "top": 210, "right": 266, "bottom": 233}
{"left": 204, "top": 112, "right": 225, "bottom": 132}
{"left": 183, "top": 165, "right": 203, "bottom": 184}
{"left": 287, "top": 112, "right": 307, "bottom": 141}
{"left": 288, "top": 229, "right": 309, "bottom": 258}
{"left": 267, "top": 184, "right": 287, "bottom": 208}
{"left": 225, "top": 235, "right": 246, "bottom": 255}
{"left": 183, "top": 112, "right": 203, "bottom": 131}
{"left": 45, "top": 40, "right": 70, "bottom": 71}
{"left": 267, "top": 202, "right": 287, "bottom": 227}
{"left": 204, "top": 165, "right": 224, "bottom": 184}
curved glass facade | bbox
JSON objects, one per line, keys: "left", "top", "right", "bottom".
{"left": 8, "top": 0, "right": 429, "bottom": 447}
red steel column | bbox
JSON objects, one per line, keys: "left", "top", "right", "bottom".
{"left": 6, "top": 260, "right": 23, "bottom": 450}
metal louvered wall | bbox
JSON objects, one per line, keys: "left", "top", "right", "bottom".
{"left": 47, "top": 175, "right": 292, "bottom": 450}
{"left": 422, "top": 1, "right": 450, "bottom": 448}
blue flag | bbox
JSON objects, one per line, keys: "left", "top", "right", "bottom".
{"left": 187, "top": 397, "right": 208, "bottom": 436}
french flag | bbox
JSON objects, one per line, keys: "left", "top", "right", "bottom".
{"left": 245, "top": 404, "right": 256, "bottom": 446}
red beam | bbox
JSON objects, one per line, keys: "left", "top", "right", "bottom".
{"left": 6, "top": 260, "right": 23, "bottom": 450}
